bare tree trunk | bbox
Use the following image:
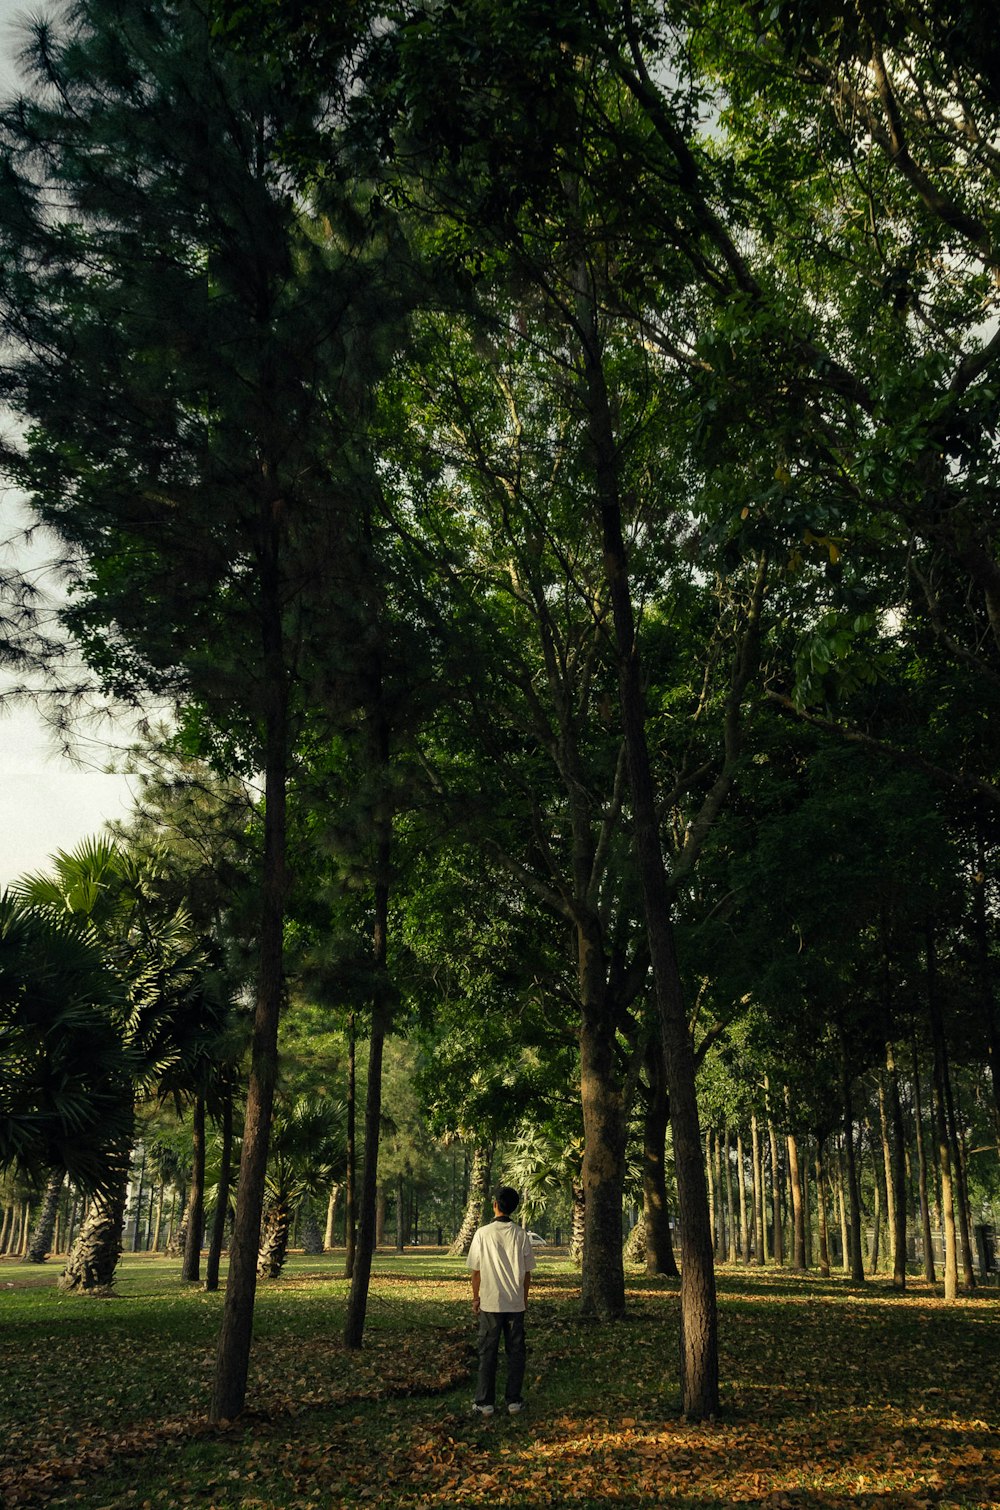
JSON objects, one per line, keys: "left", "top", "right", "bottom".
{"left": 911, "top": 1043, "right": 935, "bottom": 1282}
{"left": 884, "top": 1046, "right": 908, "bottom": 1289}
{"left": 836, "top": 1141, "right": 850, "bottom": 1275}
{"left": 815, "top": 1139, "right": 831, "bottom": 1279}
{"left": 205, "top": 1090, "right": 234, "bottom": 1293}
{"left": 839, "top": 1042, "right": 865, "bottom": 1283}
{"left": 705, "top": 1128, "right": 718, "bottom": 1259}
{"left": 751, "top": 1113, "right": 765, "bottom": 1265}
{"left": 570, "top": 1178, "right": 586, "bottom": 1263}
{"left": 868, "top": 1135, "right": 882, "bottom": 1274}
{"left": 343, "top": 759, "right": 394, "bottom": 1350}
{"left": 578, "top": 955, "right": 627, "bottom": 1320}
{"left": 257, "top": 1202, "right": 291, "bottom": 1278}
{"left": 27, "top": 1171, "right": 63, "bottom": 1264}
{"left": 448, "top": 1143, "right": 493, "bottom": 1256}
{"left": 766, "top": 1094, "right": 783, "bottom": 1267}
{"left": 395, "top": 1176, "right": 405, "bottom": 1253}
{"left": 0, "top": 1201, "right": 14, "bottom": 1254}
{"left": 736, "top": 1130, "right": 750, "bottom": 1262}
{"left": 210, "top": 560, "right": 289, "bottom": 1422}
{"left": 641, "top": 1040, "right": 679, "bottom": 1277}
{"left": 926, "top": 928, "right": 958, "bottom": 1300}
{"left": 723, "top": 1129, "right": 736, "bottom": 1262}
{"left": 324, "top": 1183, "right": 340, "bottom": 1251}
{"left": 182, "top": 1094, "right": 206, "bottom": 1283}
{"left": 784, "top": 1089, "right": 805, "bottom": 1270}
{"left": 344, "top": 1011, "right": 356, "bottom": 1279}
{"left": 59, "top": 1181, "right": 128, "bottom": 1293}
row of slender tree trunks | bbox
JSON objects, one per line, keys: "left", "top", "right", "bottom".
{"left": 702, "top": 1062, "right": 993, "bottom": 1291}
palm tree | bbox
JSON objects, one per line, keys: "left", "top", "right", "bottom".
{"left": 257, "top": 1097, "right": 347, "bottom": 1279}
{"left": 13, "top": 838, "right": 207, "bottom": 1292}
{"left": 0, "top": 892, "right": 135, "bottom": 1209}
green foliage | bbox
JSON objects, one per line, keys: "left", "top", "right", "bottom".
{"left": 0, "top": 893, "right": 135, "bottom": 1192}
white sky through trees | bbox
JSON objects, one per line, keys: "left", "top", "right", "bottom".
{"left": 0, "top": 0, "right": 136, "bottom": 888}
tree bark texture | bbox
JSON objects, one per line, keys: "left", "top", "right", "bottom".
{"left": 751, "top": 1114, "right": 765, "bottom": 1264}
{"left": 182, "top": 1093, "right": 206, "bottom": 1283}
{"left": 579, "top": 962, "right": 626, "bottom": 1319}
{"left": 59, "top": 1182, "right": 127, "bottom": 1293}
{"left": 205, "top": 1090, "right": 234, "bottom": 1293}
{"left": 210, "top": 551, "right": 288, "bottom": 1421}
{"left": 581, "top": 282, "right": 717, "bottom": 1415}
{"left": 641, "top": 1041, "right": 679, "bottom": 1277}
{"left": 911, "top": 1043, "right": 936, "bottom": 1282}
{"left": 926, "top": 930, "right": 958, "bottom": 1299}
{"left": 257, "top": 1202, "right": 291, "bottom": 1279}
{"left": 448, "top": 1143, "right": 493, "bottom": 1256}
{"left": 343, "top": 716, "right": 393, "bottom": 1350}
{"left": 27, "top": 1171, "right": 63, "bottom": 1264}
{"left": 814, "top": 1140, "right": 831, "bottom": 1278}
{"left": 344, "top": 1012, "right": 356, "bottom": 1279}
{"left": 736, "top": 1130, "right": 750, "bottom": 1263}
{"left": 785, "top": 1115, "right": 806, "bottom": 1270}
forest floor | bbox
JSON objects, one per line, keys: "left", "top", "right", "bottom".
{"left": 0, "top": 1251, "right": 998, "bottom": 1509}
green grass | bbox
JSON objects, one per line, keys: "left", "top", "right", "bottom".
{"left": 1, "top": 1252, "right": 998, "bottom": 1508}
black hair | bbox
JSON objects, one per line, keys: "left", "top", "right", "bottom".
{"left": 493, "top": 1185, "right": 520, "bottom": 1216}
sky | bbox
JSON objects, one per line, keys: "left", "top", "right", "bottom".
{"left": 0, "top": 0, "right": 138, "bottom": 889}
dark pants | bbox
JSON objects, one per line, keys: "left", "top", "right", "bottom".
{"left": 475, "top": 1310, "right": 527, "bottom": 1407}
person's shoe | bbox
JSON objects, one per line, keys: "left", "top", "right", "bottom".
{"left": 507, "top": 1401, "right": 525, "bottom": 1414}
{"left": 471, "top": 1402, "right": 494, "bottom": 1416}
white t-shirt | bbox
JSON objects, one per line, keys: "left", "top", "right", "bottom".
{"left": 467, "top": 1219, "right": 537, "bottom": 1312}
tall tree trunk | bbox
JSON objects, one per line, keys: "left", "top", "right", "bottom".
{"left": 344, "top": 1011, "right": 356, "bottom": 1279}
{"left": 0, "top": 1201, "right": 14, "bottom": 1253}
{"left": 786, "top": 1129, "right": 806, "bottom": 1269}
{"left": 815, "top": 1138, "right": 831, "bottom": 1279}
{"left": 884, "top": 1046, "right": 908, "bottom": 1289}
{"left": 766, "top": 1099, "right": 783, "bottom": 1267}
{"left": 182, "top": 1094, "right": 206, "bottom": 1283}
{"left": 926, "top": 928, "right": 958, "bottom": 1300}
{"left": 130, "top": 1144, "right": 146, "bottom": 1253}
{"left": 839, "top": 1042, "right": 865, "bottom": 1283}
{"left": 343, "top": 717, "right": 394, "bottom": 1350}
{"left": 211, "top": 554, "right": 289, "bottom": 1422}
{"left": 723, "top": 1129, "right": 736, "bottom": 1263}
{"left": 205, "top": 1090, "right": 234, "bottom": 1293}
{"left": 375, "top": 1184, "right": 385, "bottom": 1247}
{"left": 570, "top": 1178, "right": 586, "bottom": 1262}
{"left": 943, "top": 1059, "right": 976, "bottom": 1290}
{"left": 448, "top": 1143, "right": 493, "bottom": 1256}
{"left": 27, "top": 1170, "right": 63, "bottom": 1264}
{"left": 257, "top": 1202, "right": 291, "bottom": 1278}
{"left": 705, "top": 1128, "right": 718, "bottom": 1260}
{"left": 395, "top": 1176, "right": 405, "bottom": 1253}
{"left": 324, "top": 1182, "right": 340, "bottom": 1251}
{"left": 59, "top": 1177, "right": 128, "bottom": 1293}
{"left": 751, "top": 1113, "right": 765, "bottom": 1264}
{"left": 783, "top": 1088, "right": 805, "bottom": 1270}
{"left": 736, "top": 1129, "right": 750, "bottom": 1263}
{"left": 575, "top": 254, "right": 723, "bottom": 1415}
{"left": 868, "top": 1137, "right": 882, "bottom": 1274}
{"left": 641, "top": 1040, "right": 679, "bottom": 1277}
{"left": 911, "top": 1044, "right": 935, "bottom": 1282}
{"left": 65, "top": 1193, "right": 80, "bottom": 1256}
{"left": 973, "top": 807, "right": 1000, "bottom": 1154}
{"left": 578, "top": 923, "right": 627, "bottom": 1320}
{"left": 835, "top": 1142, "right": 850, "bottom": 1275}
{"left": 17, "top": 1199, "right": 30, "bottom": 1256}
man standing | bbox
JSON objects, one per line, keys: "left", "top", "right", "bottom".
{"left": 467, "top": 1185, "right": 536, "bottom": 1416}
